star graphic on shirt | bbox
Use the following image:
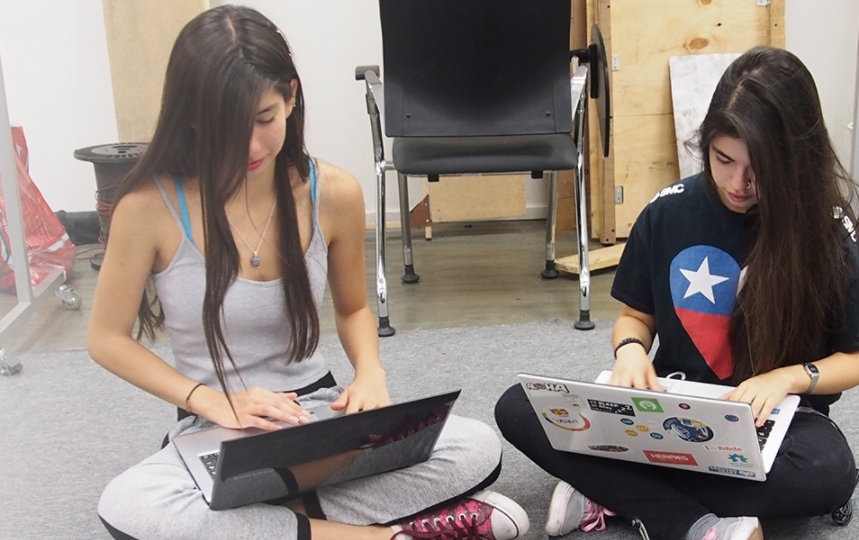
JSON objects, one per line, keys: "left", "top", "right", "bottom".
{"left": 679, "top": 257, "right": 729, "bottom": 304}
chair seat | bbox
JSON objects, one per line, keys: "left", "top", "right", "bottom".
{"left": 392, "top": 134, "right": 577, "bottom": 175}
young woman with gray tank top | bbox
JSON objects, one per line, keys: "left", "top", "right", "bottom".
{"left": 87, "top": 5, "right": 529, "bottom": 540}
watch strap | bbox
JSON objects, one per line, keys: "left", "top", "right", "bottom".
{"left": 803, "top": 362, "right": 819, "bottom": 393}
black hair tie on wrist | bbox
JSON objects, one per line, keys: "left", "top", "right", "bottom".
{"left": 614, "top": 337, "right": 645, "bottom": 358}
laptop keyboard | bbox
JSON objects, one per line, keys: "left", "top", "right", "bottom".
{"left": 756, "top": 419, "right": 775, "bottom": 449}
{"left": 200, "top": 452, "right": 220, "bottom": 478}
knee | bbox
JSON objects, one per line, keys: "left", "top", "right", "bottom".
{"left": 778, "top": 418, "right": 857, "bottom": 511}
{"left": 97, "top": 470, "right": 144, "bottom": 537}
{"left": 803, "top": 444, "right": 856, "bottom": 509}
{"left": 493, "top": 384, "right": 529, "bottom": 442}
{"left": 97, "top": 456, "right": 201, "bottom": 538}
{"left": 441, "top": 415, "right": 502, "bottom": 476}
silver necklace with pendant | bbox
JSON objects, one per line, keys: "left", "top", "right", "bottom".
{"left": 228, "top": 199, "right": 277, "bottom": 267}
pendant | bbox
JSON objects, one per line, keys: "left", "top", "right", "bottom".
{"left": 250, "top": 255, "right": 261, "bottom": 267}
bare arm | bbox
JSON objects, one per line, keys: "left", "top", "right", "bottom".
{"left": 88, "top": 185, "right": 309, "bottom": 430}
{"left": 608, "top": 304, "right": 662, "bottom": 390}
{"left": 87, "top": 188, "right": 200, "bottom": 412}
{"left": 727, "top": 350, "right": 859, "bottom": 426}
{"left": 319, "top": 163, "right": 389, "bottom": 413}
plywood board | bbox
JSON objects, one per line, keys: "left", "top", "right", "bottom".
{"left": 427, "top": 175, "right": 526, "bottom": 223}
{"left": 555, "top": 242, "right": 625, "bottom": 274}
{"left": 589, "top": 0, "right": 783, "bottom": 241}
{"left": 102, "top": 0, "right": 209, "bottom": 142}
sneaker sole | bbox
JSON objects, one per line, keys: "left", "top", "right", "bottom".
{"left": 544, "top": 481, "right": 574, "bottom": 536}
{"left": 731, "top": 518, "right": 763, "bottom": 540}
{"left": 471, "top": 489, "right": 531, "bottom": 538}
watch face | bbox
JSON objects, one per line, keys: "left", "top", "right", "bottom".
{"left": 805, "top": 363, "right": 819, "bottom": 376}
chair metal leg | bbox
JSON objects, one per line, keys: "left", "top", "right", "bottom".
{"left": 375, "top": 161, "right": 395, "bottom": 337}
{"left": 541, "top": 170, "right": 560, "bottom": 279}
{"left": 359, "top": 68, "right": 396, "bottom": 337}
{"left": 573, "top": 91, "right": 594, "bottom": 330}
{"left": 397, "top": 172, "right": 420, "bottom": 284}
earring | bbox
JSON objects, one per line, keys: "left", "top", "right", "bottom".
{"left": 745, "top": 181, "right": 752, "bottom": 191}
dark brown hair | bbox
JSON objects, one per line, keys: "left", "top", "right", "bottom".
{"left": 113, "top": 5, "right": 319, "bottom": 394}
{"left": 696, "top": 46, "right": 857, "bottom": 381}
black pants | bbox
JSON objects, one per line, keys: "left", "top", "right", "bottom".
{"left": 494, "top": 384, "right": 856, "bottom": 540}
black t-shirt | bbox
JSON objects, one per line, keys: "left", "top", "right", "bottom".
{"left": 611, "top": 174, "right": 859, "bottom": 413}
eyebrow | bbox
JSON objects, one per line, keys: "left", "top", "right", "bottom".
{"left": 711, "top": 145, "right": 734, "bottom": 161}
{"left": 256, "top": 104, "right": 278, "bottom": 116}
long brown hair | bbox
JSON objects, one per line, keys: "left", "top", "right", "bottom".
{"left": 696, "top": 46, "right": 857, "bottom": 382}
{"left": 113, "top": 5, "right": 319, "bottom": 394}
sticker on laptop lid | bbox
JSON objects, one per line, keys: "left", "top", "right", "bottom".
{"left": 588, "top": 444, "right": 629, "bottom": 453}
{"left": 663, "top": 417, "right": 714, "bottom": 443}
{"left": 631, "top": 397, "right": 664, "bottom": 413}
{"left": 540, "top": 407, "right": 591, "bottom": 431}
{"left": 524, "top": 381, "right": 571, "bottom": 394}
{"left": 708, "top": 465, "right": 758, "bottom": 478}
{"left": 643, "top": 450, "right": 698, "bottom": 466}
{"left": 587, "top": 399, "right": 635, "bottom": 416}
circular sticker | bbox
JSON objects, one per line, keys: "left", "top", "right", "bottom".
{"left": 636, "top": 425, "right": 649, "bottom": 432}
{"left": 650, "top": 433, "right": 664, "bottom": 440}
{"left": 679, "top": 403, "right": 691, "bottom": 410}
{"left": 725, "top": 414, "right": 739, "bottom": 422}
{"left": 663, "top": 417, "right": 714, "bottom": 442}
{"left": 624, "top": 429, "right": 639, "bottom": 437}
{"left": 540, "top": 409, "right": 591, "bottom": 431}
{"left": 621, "top": 418, "right": 634, "bottom": 425}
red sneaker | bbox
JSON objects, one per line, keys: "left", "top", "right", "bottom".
{"left": 392, "top": 490, "right": 529, "bottom": 539}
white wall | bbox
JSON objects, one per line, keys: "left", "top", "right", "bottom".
{"left": 0, "top": 0, "right": 118, "bottom": 213}
{"left": 785, "top": 0, "right": 859, "bottom": 172}
{"left": 0, "top": 1, "right": 857, "bottom": 220}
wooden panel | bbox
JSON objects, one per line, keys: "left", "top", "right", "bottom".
{"left": 590, "top": 0, "right": 783, "bottom": 241}
{"left": 102, "top": 0, "right": 209, "bottom": 142}
{"left": 556, "top": 241, "right": 625, "bottom": 274}
{"left": 612, "top": 113, "right": 677, "bottom": 237}
{"left": 609, "top": 0, "right": 781, "bottom": 118}
{"left": 427, "top": 175, "right": 526, "bottom": 223}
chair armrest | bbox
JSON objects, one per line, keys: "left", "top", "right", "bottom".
{"left": 355, "top": 65, "right": 381, "bottom": 81}
{"left": 356, "top": 66, "right": 385, "bottom": 121}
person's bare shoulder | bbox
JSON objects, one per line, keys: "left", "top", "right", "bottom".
{"left": 315, "top": 160, "right": 364, "bottom": 212}
{"left": 109, "top": 177, "right": 179, "bottom": 255}
{"left": 314, "top": 160, "right": 366, "bottom": 241}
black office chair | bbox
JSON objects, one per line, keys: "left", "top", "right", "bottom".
{"left": 356, "top": 0, "right": 609, "bottom": 336}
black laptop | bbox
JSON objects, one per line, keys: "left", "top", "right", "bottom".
{"left": 172, "top": 390, "right": 460, "bottom": 510}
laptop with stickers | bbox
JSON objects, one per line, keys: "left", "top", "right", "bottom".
{"left": 173, "top": 390, "right": 459, "bottom": 510}
{"left": 518, "top": 372, "right": 799, "bottom": 481}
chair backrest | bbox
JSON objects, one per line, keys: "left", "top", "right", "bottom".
{"left": 380, "top": 0, "right": 572, "bottom": 138}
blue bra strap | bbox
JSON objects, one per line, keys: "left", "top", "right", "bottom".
{"left": 173, "top": 176, "right": 197, "bottom": 248}
{"left": 309, "top": 159, "right": 317, "bottom": 210}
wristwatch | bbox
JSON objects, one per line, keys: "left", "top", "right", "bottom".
{"left": 803, "top": 363, "right": 819, "bottom": 393}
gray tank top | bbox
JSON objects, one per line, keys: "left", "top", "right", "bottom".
{"left": 152, "top": 163, "right": 329, "bottom": 392}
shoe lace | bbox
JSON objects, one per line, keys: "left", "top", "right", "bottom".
{"left": 579, "top": 501, "right": 616, "bottom": 532}
{"left": 400, "top": 511, "right": 490, "bottom": 539}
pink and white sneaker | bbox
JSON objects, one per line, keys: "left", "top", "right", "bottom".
{"left": 391, "top": 489, "right": 530, "bottom": 539}
{"left": 544, "top": 481, "right": 615, "bottom": 536}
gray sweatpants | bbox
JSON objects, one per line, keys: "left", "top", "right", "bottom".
{"left": 97, "top": 388, "right": 503, "bottom": 539}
